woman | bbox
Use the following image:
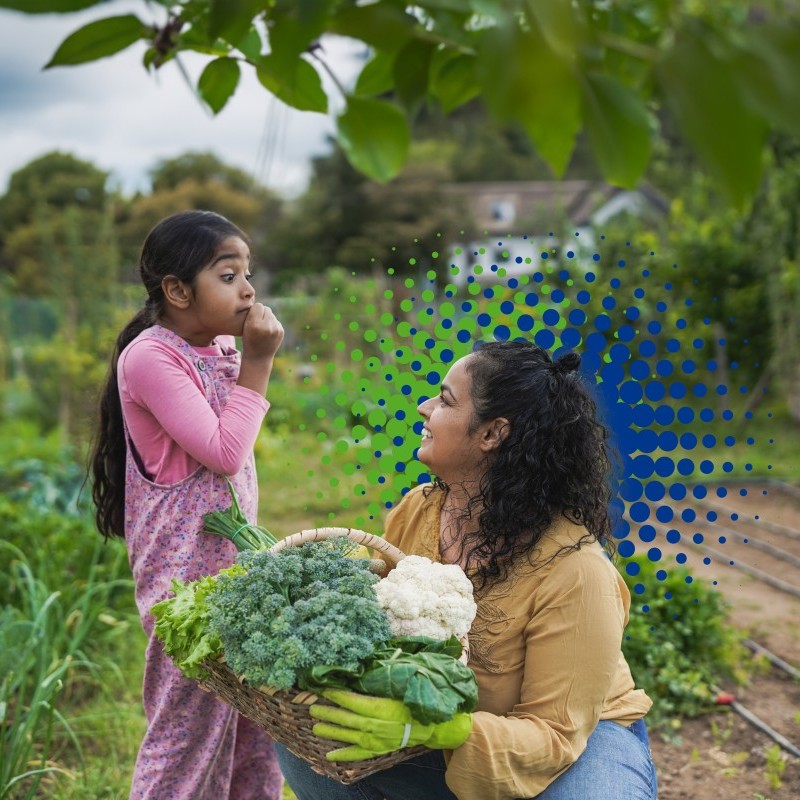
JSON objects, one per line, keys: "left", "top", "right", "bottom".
{"left": 277, "top": 341, "right": 658, "bottom": 800}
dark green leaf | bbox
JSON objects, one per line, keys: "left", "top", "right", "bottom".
{"left": 234, "top": 28, "right": 264, "bottom": 62}
{"left": 405, "top": 669, "right": 457, "bottom": 722}
{"left": 336, "top": 97, "right": 410, "bottom": 183}
{"left": 268, "top": 12, "right": 316, "bottom": 65}
{"left": 354, "top": 50, "right": 397, "bottom": 97}
{"left": 301, "top": 661, "right": 365, "bottom": 690}
{"left": 0, "top": 0, "right": 104, "bottom": 11}
{"left": 329, "top": 3, "right": 416, "bottom": 51}
{"left": 392, "top": 39, "right": 435, "bottom": 115}
{"left": 477, "top": 23, "right": 581, "bottom": 177}
{"left": 356, "top": 651, "right": 477, "bottom": 724}
{"left": 256, "top": 55, "right": 328, "bottom": 113}
{"left": 295, "top": 0, "right": 335, "bottom": 30}
{"left": 410, "top": 0, "right": 472, "bottom": 10}
{"left": 391, "top": 636, "right": 463, "bottom": 659}
{"left": 209, "top": 0, "right": 263, "bottom": 45}
{"left": 657, "top": 25, "right": 768, "bottom": 208}
{"left": 733, "top": 24, "right": 800, "bottom": 137}
{"left": 198, "top": 58, "right": 241, "bottom": 115}
{"left": 45, "top": 15, "right": 148, "bottom": 68}
{"left": 524, "top": 0, "right": 583, "bottom": 57}
{"left": 431, "top": 53, "right": 480, "bottom": 113}
{"left": 581, "top": 73, "right": 652, "bottom": 188}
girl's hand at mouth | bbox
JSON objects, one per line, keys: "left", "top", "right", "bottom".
{"left": 241, "top": 303, "right": 284, "bottom": 361}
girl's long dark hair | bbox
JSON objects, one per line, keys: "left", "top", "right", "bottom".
{"left": 442, "top": 341, "right": 614, "bottom": 590}
{"left": 90, "top": 210, "right": 248, "bottom": 539}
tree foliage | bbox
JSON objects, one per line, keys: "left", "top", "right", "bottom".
{"left": 116, "top": 152, "right": 284, "bottom": 274}
{"left": 0, "top": 151, "right": 109, "bottom": 232}
{"left": 0, "top": 147, "right": 287, "bottom": 443}
{"left": 269, "top": 141, "right": 467, "bottom": 286}
{"left": 6, "top": 0, "right": 800, "bottom": 206}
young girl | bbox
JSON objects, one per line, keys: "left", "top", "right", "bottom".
{"left": 90, "top": 210, "right": 284, "bottom": 800}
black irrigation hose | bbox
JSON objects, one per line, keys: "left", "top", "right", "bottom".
{"left": 689, "top": 479, "right": 800, "bottom": 498}
{"left": 742, "top": 639, "right": 800, "bottom": 682}
{"left": 714, "top": 688, "right": 800, "bottom": 760}
{"left": 677, "top": 506, "right": 800, "bottom": 570}
{"left": 690, "top": 495, "right": 800, "bottom": 542}
{"left": 645, "top": 519, "right": 800, "bottom": 599}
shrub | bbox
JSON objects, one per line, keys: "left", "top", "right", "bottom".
{"left": 620, "top": 554, "right": 749, "bottom": 732}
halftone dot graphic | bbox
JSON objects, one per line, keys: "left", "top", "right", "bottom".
{"left": 302, "top": 236, "right": 775, "bottom": 607}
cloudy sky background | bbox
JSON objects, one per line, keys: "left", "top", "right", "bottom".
{"left": 0, "top": 1, "right": 364, "bottom": 199}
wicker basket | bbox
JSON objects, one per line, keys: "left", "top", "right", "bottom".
{"left": 198, "top": 527, "right": 429, "bottom": 784}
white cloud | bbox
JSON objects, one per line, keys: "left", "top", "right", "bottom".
{"left": 0, "top": 3, "right": 364, "bottom": 199}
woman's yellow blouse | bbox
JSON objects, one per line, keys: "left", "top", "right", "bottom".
{"left": 383, "top": 485, "right": 653, "bottom": 800}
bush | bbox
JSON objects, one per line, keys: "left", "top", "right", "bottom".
{"left": 620, "top": 555, "right": 749, "bottom": 732}
{"left": 0, "top": 441, "right": 140, "bottom": 798}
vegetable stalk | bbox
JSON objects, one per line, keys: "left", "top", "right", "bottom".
{"left": 201, "top": 478, "right": 277, "bottom": 550}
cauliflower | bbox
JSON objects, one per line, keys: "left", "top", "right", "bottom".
{"left": 374, "top": 555, "right": 477, "bottom": 640}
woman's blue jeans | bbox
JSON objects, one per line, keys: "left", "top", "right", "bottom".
{"left": 277, "top": 718, "right": 658, "bottom": 799}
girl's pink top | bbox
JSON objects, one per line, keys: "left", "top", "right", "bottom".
{"left": 118, "top": 332, "right": 269, "bottom": 484}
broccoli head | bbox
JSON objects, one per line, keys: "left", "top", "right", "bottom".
{"left": 206, "top": 538, "right": 392, "bottom": 690}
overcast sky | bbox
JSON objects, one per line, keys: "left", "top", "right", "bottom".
{"left": 0, "top": 2, "right": 364, "bottom": 199}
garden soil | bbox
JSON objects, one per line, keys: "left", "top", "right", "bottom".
{"left": 647, "top": 481, "right": 800, "bottom": 800}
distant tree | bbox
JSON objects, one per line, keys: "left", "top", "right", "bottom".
{"left": 150, "top": 150, "right": 264, "bottom": 194}
{"left": 0, "top": 151, "right": 122, "bottom": 443}
{"left": 0, "top": 152, "right": 116, "bottom": 296}
{"left": 269, "top": 143, "right": 369, "bottom": 281}
{"left": 0, "top": 151, "right": 109, "bottom": 246}
{"left": 600, "top": 133, "right": 800, "bottom": 422}
{"left": 115, "top": 151, "right": 284, "bottom": 282}
{"left": 270, "top": 141, "right": 469, "bottom": 288}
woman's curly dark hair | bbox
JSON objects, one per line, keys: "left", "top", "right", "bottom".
{"left": 438, "top": 341, "right": 614, "bottom": 591}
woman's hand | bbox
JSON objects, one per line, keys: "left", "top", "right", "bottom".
{"left": 310, "top": 689, "right": 472, "bottom": 762}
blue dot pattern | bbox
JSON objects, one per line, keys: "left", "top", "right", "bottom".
{"left": 307, "top": 238, "right": 772, "bottom": 606}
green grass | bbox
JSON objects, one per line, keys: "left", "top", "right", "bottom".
{"left": 40, "top": 631, "right": 147, "bottom": 800}
{"left": 256, "top": 426, "right": 391, "bottom": 536}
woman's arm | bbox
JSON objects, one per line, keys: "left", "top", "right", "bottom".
{"left": 445, "top": 547, "right": 628, "bottom": 800}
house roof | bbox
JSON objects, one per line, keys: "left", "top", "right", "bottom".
{"left": 442, "top": 180, "right": 669, "bottom": 234}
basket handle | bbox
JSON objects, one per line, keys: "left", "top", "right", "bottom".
{"left": 270, "top": 527, "right": 406, "bottom": 571}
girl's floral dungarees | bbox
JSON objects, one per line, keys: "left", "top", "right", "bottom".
{"left": 125, "top": 326, "right": 282, "bottom": 800}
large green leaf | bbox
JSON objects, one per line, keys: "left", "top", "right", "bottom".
{"left": 208, "top": 0, "right": 264, "bottom": 45}
{"left": 581, "top": 73, "right": 652, "bottom": 188}
{"left": 657, "top": 25, "right": 768, "bottom": 208}
{"left": 732, "top": 24, "right": 800, "bottom": 137}
{"left": 336, "top": 97, "right": 410, "bottom": 183}
{"left": 329, "top": 3, "right": 416, "bottom": 50}
{"left": 267, "top": 12, "right": 317, "bottom": 64}
{"left": 45, "top": 15, "right": 148, "bottom": 68}
{"left": 411, "top": 0, "right": 476, "bottom": 10}
{"left": 235, "top": 27, "right": 263, "bottom": 62}
{"left": 431, "top": 52, "right": 480, "bottom": 113}
{"left": 524, "top": 0, "right": 583, "bottom": 58}
{"left": 477, "top": 22, "right": 581, "bottom": 177}
{"left": 256, "top": 54, "right": 327, "bottom": 113}
{"left": 0, "top": 0, "right": 104, "bottom": 11}
{"left": 392, "top": 39, "right": 435, "bottom": 115}
{"left": 198, "top": 57, "right": 241, "bottom": 114}
{"left": 354, "top": 50, "right": 397, "bottom": 97}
